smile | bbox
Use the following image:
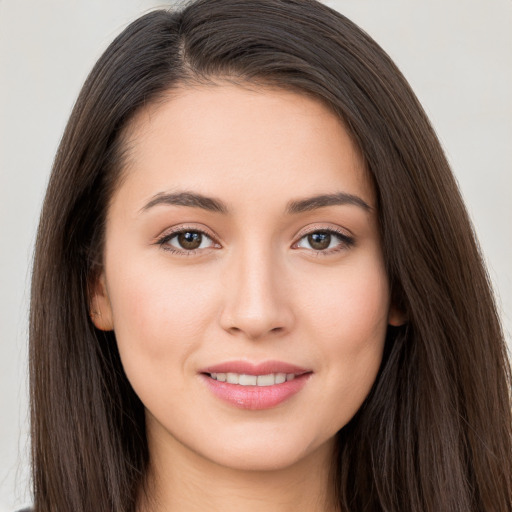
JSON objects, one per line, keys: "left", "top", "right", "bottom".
{"left": 208, "top": 372, "right": 296, "bottom": 386}
{"left": 200, "top": 361, "right": 312, "bottom": 410}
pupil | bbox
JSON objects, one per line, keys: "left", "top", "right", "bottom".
{"left": 308, "top": 232, "right": 331, "bottom": 250}
{"left": 178, "top": 231, "right": 202, "bottom": 250}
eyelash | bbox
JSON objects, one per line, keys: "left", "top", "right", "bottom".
{"left": 155, "top": 226, "right": 219, "bottom": 256}
{"left": 293, "top": 227, "right": 355, "bottom": 255}
{"left": 155, "top": 226, "right": 355, "bottom": 256}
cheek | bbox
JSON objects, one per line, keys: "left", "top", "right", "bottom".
{"left": 299, "top": 256, "right": 390, "bottom": 422}
{"left": 328, "top": 267, "right": 388, "bottom": 368}
{"left": 303, "top": 255, "right": 390, "bottom": 344}
{"left": 105, "top": 259, "right": 219, "bottom": 377}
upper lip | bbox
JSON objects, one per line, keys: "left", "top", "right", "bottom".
{"left": 200, "top": 360, "right": 312, "bottom": 376}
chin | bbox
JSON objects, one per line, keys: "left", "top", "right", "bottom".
{"left": 189, "top": 428, "right": 336, "bottom": 473}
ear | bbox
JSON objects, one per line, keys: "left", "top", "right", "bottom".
{"left": 388, "top": 304, "right": 407, "bottom": 327}
{"left": 89, "top": 272, "right": 114, "bottom": 331}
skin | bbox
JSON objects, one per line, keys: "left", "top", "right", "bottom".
{"left": 91, "top": 84, "right": 404, "bottom": 512}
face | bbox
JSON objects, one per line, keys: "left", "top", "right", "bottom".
{"left": 92, "top": 84, "right": 402, "bottom": 472}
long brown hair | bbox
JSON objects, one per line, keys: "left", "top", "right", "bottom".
{"left": 30, "top": 1, "right": 512, "bottom": 510}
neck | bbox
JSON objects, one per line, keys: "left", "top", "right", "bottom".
{"left": 138, "top": 422, "right": 339, "bottom": 512}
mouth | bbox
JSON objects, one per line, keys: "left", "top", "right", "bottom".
{"left": 207, "top": 372, "right": 298, "bottom": 386}
{"left": 199, "top": 361, "right": 312, "bottom": 410}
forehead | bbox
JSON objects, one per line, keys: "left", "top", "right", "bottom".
{"left": 113, "top": 83, "right": 374, "bottom": 212}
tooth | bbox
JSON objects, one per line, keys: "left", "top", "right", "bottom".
{"left": 213, "top": 372, "right": 297, "bottom": 385}
{"left": 257, "top": 374, "right": 275, "bottom": 386}
{"left": 275, "top": 373, "right": 286, "bottom": 384}
{"left": 226, "top": 372, "right": 239, "bottom": 384}
{"left": 239, "top": 374, "right": 257, "bottom": 386}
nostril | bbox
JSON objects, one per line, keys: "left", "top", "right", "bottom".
{"left": 218, "top": 292, "right": 295, "bottom": 340}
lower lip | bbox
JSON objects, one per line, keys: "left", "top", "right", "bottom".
{"left": 201, "top": 373, "right": 311, "bottom": 410}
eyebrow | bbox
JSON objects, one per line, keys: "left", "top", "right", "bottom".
{"left": 140, "top": 190, "right": 371, "bottom": 216}
{"left": 140, "top": 191, "right": 228, "bottom": 214}
{"left": 286, "top": 192, "right": 372, "bottom": 214}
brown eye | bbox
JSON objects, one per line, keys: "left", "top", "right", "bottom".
{"left": 177, "top": 231, "right": 203, "bottom": 250}
{"left": 308, "top": 232, "right": 331, "bottom": 250}
{"left": 295, "top": 229, "right": 354, "bottom": 253}
{"left": 162, "top": 230, "right": 215, "bottom": 252}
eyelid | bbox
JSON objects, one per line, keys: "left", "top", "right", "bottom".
{"left": 154, "top": 224, "right": 222, "bottom": 252}
{"left": 292, "top": 223, "right": 355, "bottom": 253}
{"left": 153, "top": 222, "right": 354, "bottom": 255}
{"left": 293, "top": 223, "right": 354, "bottom": 242}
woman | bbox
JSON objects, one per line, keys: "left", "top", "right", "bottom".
{"left": 29, "top": 0, "right": 512, "bottom": 510}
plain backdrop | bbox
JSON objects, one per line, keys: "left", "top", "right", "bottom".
{"left": 1, "top": 1, "right": 511, "bottom": 510}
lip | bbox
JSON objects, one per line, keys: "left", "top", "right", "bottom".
{"left": 200, "top": 360, "right": 311, "bottom": 376}
{"left": 199, "top": 360, "right": 313, "bottom": 410}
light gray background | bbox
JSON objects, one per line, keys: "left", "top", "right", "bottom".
{"left": 1, "top": 1, "right": 511, "bottom": 510}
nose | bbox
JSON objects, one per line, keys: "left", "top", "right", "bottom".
{"left": 219, "top": 248, "right": 295, "bottom": 341}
